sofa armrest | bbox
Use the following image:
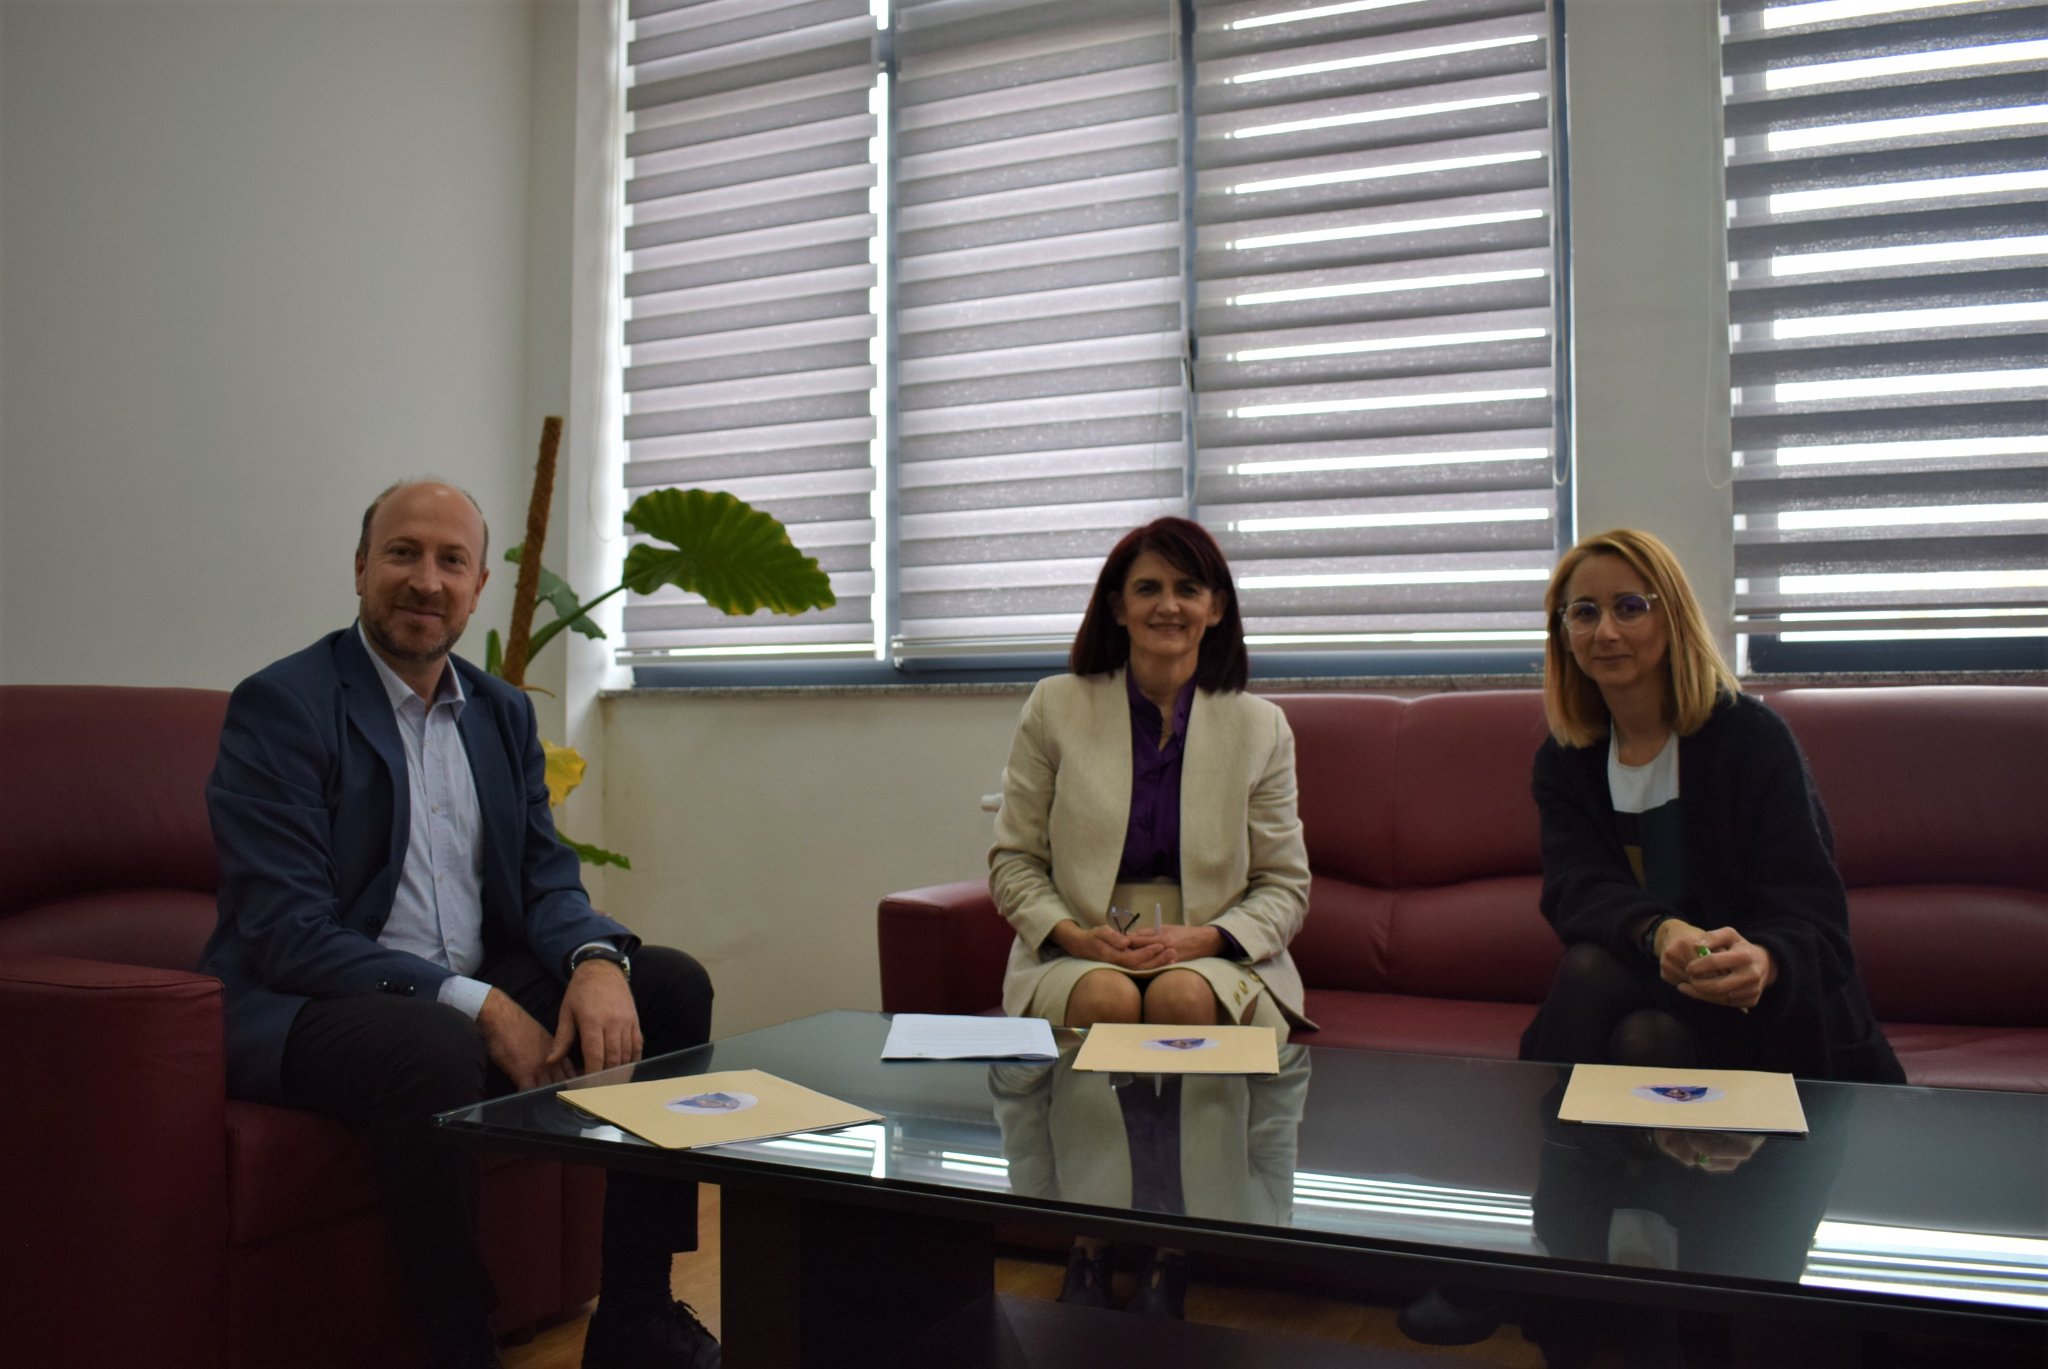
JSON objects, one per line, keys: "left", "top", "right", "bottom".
{"left": 878, "top": 881, "right": 1012, "bottom": 1015}
{"left": 0, "top": 954, "right": 228, "bottom": 1369}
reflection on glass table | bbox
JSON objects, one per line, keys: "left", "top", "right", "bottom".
{"left": 989, "top": 1038, "right": 1311, "bottom": 1223}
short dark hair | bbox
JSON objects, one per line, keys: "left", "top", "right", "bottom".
{"left": 1070, "top": 517, "right": 1249, "bottom": 692}
{"left": 356, "top": 479, "right": 490, "bottom": 563}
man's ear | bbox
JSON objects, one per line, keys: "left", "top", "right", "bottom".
{"left": 354, "top": 550, "right": 367, "bottom": 597}
{"left": 471, "top": 565, "right": 490, "bottom": 609}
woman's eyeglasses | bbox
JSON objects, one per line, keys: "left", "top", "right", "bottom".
{"left": 1560, "top": 592, "right": 1660, "bottom": 635}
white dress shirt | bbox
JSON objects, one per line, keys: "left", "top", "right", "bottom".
{"left": 359, "top": 625, "right": 492, "bottom": 1019}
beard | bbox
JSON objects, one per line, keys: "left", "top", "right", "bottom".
{"left": 362, "top": 600, "right": 463, "bottom": 668}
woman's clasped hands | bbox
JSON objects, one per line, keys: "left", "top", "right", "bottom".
{"left": 1652, "top": 919, "right": 1777, "bottom": 1010}
{"left": 1049, "top": 919, "right": 1225, "bottom": 972}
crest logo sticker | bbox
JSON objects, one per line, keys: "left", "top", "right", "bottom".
{"left": 666, "top": 1090, "right": 758, "bottom": 1114}
{"left": 1631, "top": 1084, "right": 1724, "bottom": 1104}
{"left": 1143, "top": 1037, "right": 1217, "bottom": 1052}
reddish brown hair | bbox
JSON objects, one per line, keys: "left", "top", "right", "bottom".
{"left": 1070, "top": 517, "right": 1249, "bottom": 692}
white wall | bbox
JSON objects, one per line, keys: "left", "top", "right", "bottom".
{"left": 603, "top": 690, "right": 1024, "bottom": 1036}
{"left": 0, "top": 0, "right": 570, "bottom": 714}
{"left": 1565, "top": 0, "right": 1735, "bottom": 649}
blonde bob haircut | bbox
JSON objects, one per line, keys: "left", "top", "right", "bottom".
{"left": 1543, "top": 528, "right": 1739, "bottom": 748}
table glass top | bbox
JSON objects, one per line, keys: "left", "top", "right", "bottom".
{"left": 440, "top": 1010, "right": 2047, "bottom": 1323}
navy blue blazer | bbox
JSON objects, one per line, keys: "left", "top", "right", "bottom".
{"left": 200, "top": 627, "right": 634, "bottom": 1104}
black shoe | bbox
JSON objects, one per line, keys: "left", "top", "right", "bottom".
{"left": 582, "top": 1297, "right": 721, "bottom": 1369}
{"left": 1124, "top": 1250, "right": 1186, "bottom": 1319}
{"left": 1057, "top": 1243, "right": 1116, "bottom": 1309}
{"left": 1396, "top": 1284, "right": 1506, "bottom": 1346}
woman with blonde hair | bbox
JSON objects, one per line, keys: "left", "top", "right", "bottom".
{"left": 1518, "top": 528, "right": 1901, "bottom": 1082}
{"left": 1404, "top": 528, "right": 1901, "bottom": 1356}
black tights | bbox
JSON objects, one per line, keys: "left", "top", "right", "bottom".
{"left": 1522, "top": 942, "right": 1699, "bottom": 1069}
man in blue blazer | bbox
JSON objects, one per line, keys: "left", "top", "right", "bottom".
{"left": 201, "top": 480, "right": 718, "bottom": 1369}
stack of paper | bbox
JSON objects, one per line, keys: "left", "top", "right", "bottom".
{"left": 881, "top": 1013, "right": 1058, "bottom": 1060}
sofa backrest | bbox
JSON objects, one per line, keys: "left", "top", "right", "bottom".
{"left": 0, "top": 685, "right": 227, "bottom": 970}
{"left": 1767, "top": 686, "right": 2048, "bottom": 1028}
{"left": 1270, "top": 684, "right": 2048, "bottom": 1024}
{"left": 1279, "top": 690, "right": 1560, "bottom": 1004}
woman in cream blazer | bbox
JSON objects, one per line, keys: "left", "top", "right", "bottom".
{"left": 988, "top": 518, "right": 1312, "bottom": 1034}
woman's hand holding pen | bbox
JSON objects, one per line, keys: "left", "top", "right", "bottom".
{"left": 1051, "top": 920, "right": 1176, "bottom": 971}
{"left": 1671, "top": 926, "right": 1776, "bottom": 1010}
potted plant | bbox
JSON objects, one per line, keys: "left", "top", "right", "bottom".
{"left": 489, "top": 417, "right": 835, "bottom": 865}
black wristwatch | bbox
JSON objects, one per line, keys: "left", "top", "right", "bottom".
{"left": 1639, "top": 915, "right": 1673, "bottom": 962}
{"left": 568, "top": 943, "right": 632, "bottom": 982}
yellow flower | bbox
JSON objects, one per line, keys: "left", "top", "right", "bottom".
{"left": 542, "top": 739, "right": 586, "bottom": 808}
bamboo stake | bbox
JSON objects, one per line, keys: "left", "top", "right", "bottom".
{"left": 500, "top": 415, "right": 563, "bottom": 687}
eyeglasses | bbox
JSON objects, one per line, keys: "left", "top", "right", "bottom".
{"left": 1560, "top": 592, "right": 1660, "bottom": 635}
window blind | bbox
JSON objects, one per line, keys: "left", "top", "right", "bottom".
{"left": 618, "top": 0, "right": 882, "bottom": 663}
{"left": 1721, "top": 0, "right": 2048, "bottom": 648}
{"left": 1193, "top": 0, "right": 1563, "bottom": 652}
{"left": 890, "top": 0, "right": 1189, "bottom": 660}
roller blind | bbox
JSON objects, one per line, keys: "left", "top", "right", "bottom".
{"left": 1721, "top": 0, "right": 2048, "bottom": 649}
{"left": 618, "top": 0, "right": 882, "bottom": 663}
{"left": 616, "top": 0, "right": 1567, "bottom": 673}
{"left": 1193, "top": 0, "right": 1563, "bottom": 652}
{"left": 890, "top": 0, "right": 1189, "bottom": 659}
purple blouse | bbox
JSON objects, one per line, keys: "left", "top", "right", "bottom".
{"left": 1116, "top": 670, "right": 1196, "bottom": 882}
{"left": 1113, "top": 672, "right": 1249, "bottom": 961}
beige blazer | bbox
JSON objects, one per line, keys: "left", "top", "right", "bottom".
{"left": 988, "top": 671, "right": 1312, "bottom": 1022}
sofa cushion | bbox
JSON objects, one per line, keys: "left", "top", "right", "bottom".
{"left": 1849, "top": 885, "right": 2048, "bottom": 1028}
{"left": 1387, "top": 690, "right": 1549, "bottom": 887}
{"left": 1284, "top": 693, "right": 1404, "bottom": 890}
{"left": 225, "top": 1100, "right": 531, "bottom": 1246}
{"left": 1383, "top": 879, "right": 1558, "bottom": 1002}
{"left": 0, "top": 685, "right": 224, "bottom": 918}
{"left": 0, "top": 888, "right": 218, "bottom": 971}
{"left": 1300, "top": 990, "right": 1536, "bottom": 1060}
{"left": 1768, "top": 686, "right": 2047, "bottom": 893}
{"left": 1881, "top": 1024, "right": 2048, "bottom": 1093}
{"left": 226, "top": 1102, "right": 384, "bottom": 1246}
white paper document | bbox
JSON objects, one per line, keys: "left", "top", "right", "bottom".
{"left": 881, "top": 1013, "right": 1058, "bottom": 1061}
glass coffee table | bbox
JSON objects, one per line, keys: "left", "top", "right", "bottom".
{"left": 439, "top": 1010, "right": 2047, "bottom": 1368}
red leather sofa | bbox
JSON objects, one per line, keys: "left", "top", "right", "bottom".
{"left": 879, "top": 685, "right": 2048, "bottom": 1094}
{"left": 0, "top": 686, "right": 603, "bottom": 1369}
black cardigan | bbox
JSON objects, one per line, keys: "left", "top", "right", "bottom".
{"left": 1530, "top": 692, "right": 1904, "bottom": 1085}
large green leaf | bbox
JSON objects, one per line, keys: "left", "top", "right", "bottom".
{"left": 505, "top": 545, "right": 605, "bottom": 641}
{"left": 622, "top": 488, "right": 835, "bottom": 617}
{"left": 558, "top": 832, "right": 631, "bottom": 870}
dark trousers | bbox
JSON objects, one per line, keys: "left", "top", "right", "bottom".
{"left": 279, "top": 945, "right": 714, "bottom": 1335}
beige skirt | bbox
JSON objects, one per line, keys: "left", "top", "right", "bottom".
{"left": 1024, "top": 882, "right": 1291, "bottom": 1037}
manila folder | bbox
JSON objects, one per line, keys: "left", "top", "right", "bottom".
{"left": 1072, "top": 1023, "right": 1280, "bottom": 1075}
{"left": 558, "top": 1069, "right": 881, "bottom": 1150}
{"left": 1559, "top": 1063, "right": 1809, "bottom": 1134}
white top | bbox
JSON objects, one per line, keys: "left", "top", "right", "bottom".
{"left": 1607, "top": 731, "right": 1679, "bottom": 815}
